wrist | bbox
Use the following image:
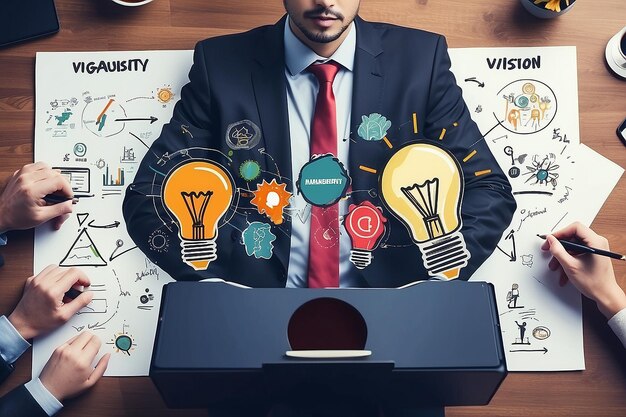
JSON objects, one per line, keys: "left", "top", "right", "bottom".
{"left": 7, "top": 312, "right": 35, "bottom": 340}
{"left": 596, "top": 285, "right": 626, "bottom": 319}
{"left": 40, "top": 377, "right": 64, "bottom": 402}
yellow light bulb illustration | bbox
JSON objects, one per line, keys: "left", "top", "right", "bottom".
{"left": 162, "top": 160, "right": 233, "bottom": 270}
{"left": 380, "top": 143, "right": 470, "bottom": 279}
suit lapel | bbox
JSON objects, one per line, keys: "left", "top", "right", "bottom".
{"left": 349, "top": 17, "right": 385, "bottom": 204}
{"left": 251, "top": 16, "right": 292, "bottom": 278}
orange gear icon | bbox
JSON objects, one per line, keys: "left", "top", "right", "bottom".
{"left": 250, "top": 179, "right": 291, "bottom": 225}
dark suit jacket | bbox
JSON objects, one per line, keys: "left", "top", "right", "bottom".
{"left": 123, "top": 16, "right": 516, "bottom": 287}
{"left": 0, "top": 356, "right": 47, "bottom": 417}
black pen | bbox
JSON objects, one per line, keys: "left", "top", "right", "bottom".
{"left": 537, "top": 234, "right": 626, "bottom": 261}
{"left": 43, "top": 194, "right": 78, "bottom": 205}
{"left": 64, "top": 287, "right": 83, "bottom": 300}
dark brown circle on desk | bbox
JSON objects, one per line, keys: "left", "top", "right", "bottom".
{"left": 287, "top": 297, "right": 367, "bottom": 350}
{"left": 620, "top": 31, "right": 626, "bottom": 56}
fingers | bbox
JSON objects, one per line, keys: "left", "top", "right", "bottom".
{"left": 551, "top": 222, "right": 607, "bottom": 248}
{"left": 58, "top": 267, "right": 91, "bottom": 289}
{"left": 52, "top": 213, "right": 71, "bottom": 230}
{"left": 546, "top": 235, "right": 572, "bottom": 264}
{"left": 31, "top": 264, "right": 60, "bottom": 284}
{"left": 548, "top": 255, "right": 560, "bottom": 271}
{"left": 34, "top": 174, "right": 73, "bottom": 199}
{"left": 88, "top": 353, "right": 110, "bottom": 386}
{"left": 61, "top": 291, "right": 93, "bottom": 319}
{"left": 62, "top": 332, "right": 82, "bottom": 346}
{"left": 22, "top": 161, "right": 51, "bottom": 172}
{"left": 70, "top": 331, "right": 95, "bottom": 350}
{"left": 82, "top": 333, "right": 102, "bottom": 359}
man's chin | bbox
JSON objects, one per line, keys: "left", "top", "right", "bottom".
{"left": 302, "top": 28, "right": 344, "bottom": 44}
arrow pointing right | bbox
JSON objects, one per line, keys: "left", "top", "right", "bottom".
{"left": 509, "top": 347, "right": 548, "bottom": 354}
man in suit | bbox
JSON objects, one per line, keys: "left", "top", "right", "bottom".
{"left": 123, "top": 0, "right": 516, "bottom": 288}
{"left": 0, "top": 163, "right": 109, "bottom": 417}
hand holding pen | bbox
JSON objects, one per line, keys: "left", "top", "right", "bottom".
{"left": 540, "top": 222, "right": 626, "bottom": 318}
{"left": 0, "top": 162, "right": 74, "bottom": 232}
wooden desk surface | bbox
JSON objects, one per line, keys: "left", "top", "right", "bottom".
{"left": 1, "top": 1, "right": 625, "bottom": 416}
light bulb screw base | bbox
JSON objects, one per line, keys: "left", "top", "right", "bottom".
{"left": 418, "top": 231, "right": 470, "bottom": 280}
{"left": 350, "top": 249, "right": 373, "bottom": 269}
{"left": 180, "top": 238, "right": 217, "bottom": 271}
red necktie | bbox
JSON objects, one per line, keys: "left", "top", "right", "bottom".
{"left": 307, "top": 61, "right": 341, "bottom": 288}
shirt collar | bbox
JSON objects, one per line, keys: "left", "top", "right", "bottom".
{"left": 284, "top": 16, "right": 356, "bottom": 76}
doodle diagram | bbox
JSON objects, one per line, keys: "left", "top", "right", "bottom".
{"left": 497, "top": 79, "right": 557, "bottom": 135}
{"left": 33, "top": 50, "right": 193, "bottom": 377}
{"left": 449, "top": 46, "right": 584, "bottom": 371}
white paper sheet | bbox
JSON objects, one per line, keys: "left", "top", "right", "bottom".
{"left": 449, "top": 46, "right": 623, "bottom": 370}
{"left": 33, "top": 50, "right": 193, "bottom": 376}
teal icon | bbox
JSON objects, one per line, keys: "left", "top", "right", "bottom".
{"left": 357, "top": 113, "right": 392, "bottom": 141}
{"left": 115, "top": 335, "right": 133, "bottom": 353}
{"left": 296, "top": 154, "right": 351, "bottom": 206}
{"left": 73, "top": 142, "right": 87, "bottom": 157}
{"left": 242, "top": 222, "right": 276, "bottom": 259}
{"left": 239, "top": 160, "right": 261, "bottom": 181}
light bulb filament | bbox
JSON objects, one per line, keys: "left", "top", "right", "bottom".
{"left": 181, "top": 191, "right": 213, "bottom": 240}
{"left": 401, "top": 178, "right": 444, "bottom": 239}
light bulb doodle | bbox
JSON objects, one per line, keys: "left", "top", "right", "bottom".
{"left": 162, "top": 160, "right": 234, "bottom": 270}
{"left": 344, "top": 201, "right": 387, "bottom": 269}
{"left": 250, "top": 179, "right": 291, "bottom": 225}
{"left": 380, "top": 142, "right": 470, "bottom": 279}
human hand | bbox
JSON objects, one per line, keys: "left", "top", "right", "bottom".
{"left": 39, "top": 332, "right": 110, "bottom": 402}
{"left": 541, "top": 222, "right": 626, "bottom": 318}
{"left": 8, "top": 265, "right": 93, "bottom": 340}
{"left": 0, "top": 162, "right": 73, "bottom": 233}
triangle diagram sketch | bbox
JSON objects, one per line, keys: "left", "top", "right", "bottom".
{"left": 59, "top": 228, "right": 107, "bottom": 267}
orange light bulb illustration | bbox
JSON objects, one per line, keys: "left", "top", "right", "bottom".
{"left": 162, "top": 160, "right": 233, "bottom": 270}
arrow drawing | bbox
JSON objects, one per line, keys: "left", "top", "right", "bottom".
{"left": 115, "top": 116, "right": 158, "bottom": 124}
{"left": 257, "top": 147, "right": 282, "bottom": 179}
{"left": 88, "top": 220, "right": 120, "bottom": 229}
{"left": 464, "top": 77, "right": 485, "bottom": 87}
{"left": 87, "top": 300, "right": 120, "bottom": 331}
{"left": 496, "top": 230, "right": 517, "bottom": 261}
{"left": 509, "top": 347, "right": 548, "bottom": 354}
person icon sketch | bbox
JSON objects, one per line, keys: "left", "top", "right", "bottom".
{"left": 507, "top": 283, "right": 524, "bottom": 308}
{"left": 507, "top": 109, "right": 521, "bottom": 130}
{"left": 514, "top": 320, "right": 530, "bottom": 345}
{"left": 530, "top": 108, "right": 541, "bottom": 129}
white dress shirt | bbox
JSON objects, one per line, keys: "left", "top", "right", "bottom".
{"left": 608, "top": 307, "right": 626, "bottom": 348}
{"left": 0, "top": 315, "right": 62, "bottom": 416}
{"left": 283, "top": 18, "right": 362, "bottom": 288}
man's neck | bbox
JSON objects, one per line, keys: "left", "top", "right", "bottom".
{"left": 288, "top": 19, "right": 352, "bottom": 58}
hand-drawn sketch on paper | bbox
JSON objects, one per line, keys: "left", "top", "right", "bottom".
{"left": 33, "top": 50, "right": 193, "bottom": 377}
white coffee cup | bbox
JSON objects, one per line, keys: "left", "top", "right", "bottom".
{"left": 605, "top": 26, "right": 626, "bottom": 79}
{"left": 112, "top": 0, "right": 155, "bottom": 6}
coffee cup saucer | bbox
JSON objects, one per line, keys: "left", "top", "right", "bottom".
{"left": 605, "top": 30, "right": 626, "bottom": 79}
